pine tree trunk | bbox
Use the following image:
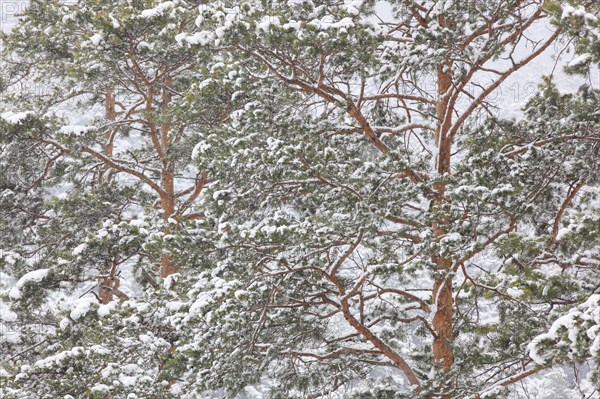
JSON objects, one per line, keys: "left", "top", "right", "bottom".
{"left": 98, "top": 255, "right": 128, "bottom": 304}
{"left": 98, "top": 88, "right": 118, "bottom": 303}
{"left": 159, "top": 75, "right": 178, "bottom": 279}
{"left": 159, "top": 152, "right": 176, "bottom": 278}
{"left": 432, "top": 63, "right": 455, "bottom": 396}
{"left": 100, "top": 87, "right": 116, "bottom": 184}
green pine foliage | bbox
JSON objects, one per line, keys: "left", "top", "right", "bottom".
{"left": 0, "top": 1, "right": 598, "bottom": 399}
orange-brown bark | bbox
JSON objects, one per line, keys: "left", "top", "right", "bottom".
{"left": 159, "top": 74, "right": 178, "bottom": 278}
{"left": 98, "top": 256, "right": 129, "bottom": 304}
{"left": 97, "top": 89, "right": 119, "bottom": 303}
{"left": 432, "top": 58, "right": 455, "bottom": 397}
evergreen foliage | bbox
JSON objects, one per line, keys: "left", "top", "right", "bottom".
{"left": 0, "top": 1, "right": 598, "bottom": 398}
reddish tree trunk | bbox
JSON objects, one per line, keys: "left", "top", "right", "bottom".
{"left": 159, "top": 75, "right": 178, "bottom": 279}
{"left": 432, "top": 62, "right": 455, "bottom": 397}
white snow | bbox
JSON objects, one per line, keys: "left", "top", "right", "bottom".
{"left": 185, "top": 31, "right": 215, "bottom": 46}
{"left": 119, "top": 375, "right": 137, "bottom": 387}
{"left": 8, "top": 287, "right": 22, "bottom": 300}
{"left": 528, "top": 295, "right": 600, "bottom": 364}
{"left": 137, "top": 41, "right": 153, "bottom": 51}
{"left": 129, "top": 219, "right": 148, "bottom": 228}
{"left": 440, "top": 232, "right": 462, "bottom": 244}
{"left": 555, "top": 227, "right": 571, "bottom": 241}
{"left": 70, "top": 297, "right": 96, "bottom": 320}
{"left": 256, "top": 16, "right": 281, "bottom": 33}
{"left": 98, "top": 301, "right": 117, "bottom": 318}
{"left": 34, "top": 347, "right": 85, "bottom": 369}
{"left": 110, "top": 15, "right": 121, "bottom": 29}
{"left": 561, "top": 5, "right": 587, "bottom": 19}
{"left": 506, "top": 287, "right": 524, "bottom": 299}
{"left": 191, "top": 142, "right": 210, "bottom": 160}
{"left": 59, "top": 125, "right": 95, "bottom": 136}
{"left": 568, "top": 54, "right": 591, "bottom": 68}
{"left": 90, "top": 33, "right": 104, "bottom": 46}
{"left": 90, "top": 384, "right": 111, "bottom": 394}
{"left": 140, "top": 1, "right": 176, "bottom": 18}
{"left": 0, "top": 302, "right": 17, "bottom": 322}
{"left": 60, "top": 317, "right": 70, "bottom": 330}
{"left": 0, "top": 111, "right": 33, "bottom": 124}
{"left": 72, "top": 243, "right": 87, "bottom": 256}
{"left": 0, "top": 251, "right": 21, "bottom": 266}
{"left": 15, "top": 269, "right": 49, "bottom": 289}
{"left": 175, "top": 32, "right": 188, "bottom": 45}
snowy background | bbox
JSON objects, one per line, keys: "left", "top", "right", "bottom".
{"left": 1, "top": 0, "right": 597, "bottom": 118}
{"left": 0, "top": 1, "right": 598, "bottom": 398}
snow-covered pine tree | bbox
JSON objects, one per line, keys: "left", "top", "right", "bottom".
{"left": 0, "top": 1, "right": 598, "bottom": 398}
{"left": 0, "top": 1, "right": 225, "bottom": 397}
{"left": 0, "top": 0, "right": 224, "bottom": 279}
{"left": 165, "top": 0, "right": 598, "bottom": 398}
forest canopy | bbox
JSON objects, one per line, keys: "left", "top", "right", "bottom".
{"left": 0, "top": 1, "right": 599, "bottom": 398}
